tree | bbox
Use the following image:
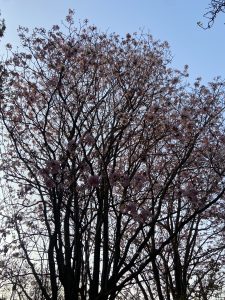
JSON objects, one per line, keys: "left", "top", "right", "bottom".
{"left": 200, "top": 0, "right": 225, "bottom": 28}
{"left": 0, "top": 12, "right": 5, "bottom": 38}
{"left": 129, "top": 200, "right": 225, "bottom": 300}
{"left": 1, "top": 10, "right": 225, "bottom": 300}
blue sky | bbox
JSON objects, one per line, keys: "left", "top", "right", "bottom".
{"left": 0, "top": 0, "right": 224, "bottom": 83}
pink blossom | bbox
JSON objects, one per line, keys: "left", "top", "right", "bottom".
{"left": 139, "top": 209, "right": 151, "bottom": 223}
{"left": 66, "top": 9, "right": 74, "bottom": 23}
{"left": 46, "top": 160, "right": 61, "bottom": 175}
{"left": 119, "top": 174, "right": 130, "bottom": 187}
{"left": 87, "top": 175, "right": 100, "bottom": 187}
{"left": 82, "top": 133, "right": 95, "bottom": 146}
{"left": 78, "top": 161, "right": 90, "bottom": 173}
{"left": 126, "top": 202, "right": 137, "bottom": 215}
{"left": 52, "top": 25, "right": 60, "bottom": 31}
{"left": 183, "top": 187, "right": 198, "bottom": 202}
{"left": 6, "top": 43, "right": 12, "bottom": 50}
{"left": 38, "top": 168, "right": 49, "bottom": 178}
{"left": 133, "top": 214, "right": 143, "bottom": 223}
{"left": 44, "top": 178, "right": 55, "bottom": 189}
{"left": 180, "top": 108, "right": 190, "bottom": 120}
{"left": 67, "top": 139, "right": 76, "bottom": 154}
{"left": 133, "top": 173, "right": 147, "bottom": 189}
{"left": 119, "top": 203, "right": 127, "bottom": 213}
{"left": 109, "top": 170, "right": 121, "bottom": 185}
{"left": 18, "top": 184, "right": 33, "bottom": 197}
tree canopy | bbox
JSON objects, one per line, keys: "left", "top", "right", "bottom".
{"left": 0, "top": 10, "right": 225, "bottom": 300}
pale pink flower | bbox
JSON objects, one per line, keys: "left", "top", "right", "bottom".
{"left": 46, "top": 160, "right": 61, "bottom": 175}
{"left": 26, "top": 54, "right": 32, "bottom": 60}
{"left": 78, "top": 161, "right": 90, "bottom": 173}
{"left": 126, "top": 33, "right": 131, "bottom": 39}
{"left": 126, "top": 202, "right": 137, "bottom": 215}
{"left": 66, "top": 9, "right": 74, "bottom": 23}
{"left": 133, "top": 173, "right": 147, "bottom": 189}
{"left": 67, "top": 139, "right": 76, "bottom": 153}
{"left": 183, "top": 187, "right": 198, "bottom": 202}
{"left": 44, "top": 178, "right": 55, "bottom": 189}
{"left": 6, "top": 43, "right": 12, "bottom": 50}
{"left": 133, "top": 214, "right": 143, "bottom": 223}
{"left": 82, "top": 133, "right": 95, "bottom": 146}
{"left": 87, "top": 175, "right": 100, "bottom": 187}
{"left": 180, "top": 108, "right": 190, "bottom": 120}
{"left": 16, "top": 214, "right": 23, "bottom": 221}
{"left": 119, "top": 174, "right": 130, "bottom": 187}
{"left": 139, "top": 209, "right": 151, "bottom": 223}
{"left": 52, "top": 25, "right": 60, "bottom": 31}
{"left": 38, "top": 168, "right": 49, "bottom": 178}
{"left": 109, "top": 170, "right": 121, "bottom": 184}
{"left": 19, "top": 184, "right": 32, "bottom": 197}
{"left": 119, "top": 203, "right": 127, "bottom": 213}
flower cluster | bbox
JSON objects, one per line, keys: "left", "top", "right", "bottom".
{"left": 109, "top": 171, "right": 130, "bottom": 187}
{"left": 87, "top": 175, "right": 100, "bottom": 187}
{"left": 121, "top": 202, "right": 151, "bottom": 223}
{"left": 46, "top": 160, "right": 61, "bottom": 175}
{"left": 67, "top": 139, "right": 76, "bottom": 154}
{"left": 82, "top": 133, "right": 95, "bottom": 146}
{"left": 38, "top": 160, "right": 61, "bottom": 188}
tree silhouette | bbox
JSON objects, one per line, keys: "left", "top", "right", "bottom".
{"left": 200, "top": 0, "right": 225, "bottom": 28}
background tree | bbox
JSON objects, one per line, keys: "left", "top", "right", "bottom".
{"left": 128, "top": 200, "right": 225, "bottom": 300}
{"left": 200, "top": 0, "right": 225, "bottom": 28}
{"left": 0, "top": 13, "right": 5, "bottom": 38}
{"left": 1, "top": 10, "right": 225, "bottom": 300}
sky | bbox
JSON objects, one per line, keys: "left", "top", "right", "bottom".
{"left": 0, "top": 0, "right": 224, "bottom": 83}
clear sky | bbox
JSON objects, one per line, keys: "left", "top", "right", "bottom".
{"left": 0, "top": 0, "right": 224, "bottom": 83}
